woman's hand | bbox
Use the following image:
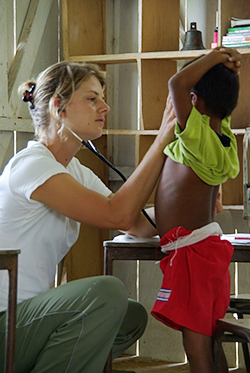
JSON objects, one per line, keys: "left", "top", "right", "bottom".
{"left": 156, "top": 93, "right": 176, "bottom": 148}
{"left": 214, "top": 192, "right": 223, "bottom": 218}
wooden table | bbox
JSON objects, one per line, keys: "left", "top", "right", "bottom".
{"left": 103, "top": 238, "right": 250, "bottom": 373}
{"left": 104, "top": 240, "right": 163, "bottom": 276}
{"left": 0, "top": 249, "right": 20, "bottom": 373}
{"left": 231, "top": 242, "right": 250, "bottom": 262}
{"left": 104, "top": 239, "right": 250, "bottom": 274}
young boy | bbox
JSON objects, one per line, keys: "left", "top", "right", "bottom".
{"left": 151, "top": 48, "right": 241, "bottom": 373}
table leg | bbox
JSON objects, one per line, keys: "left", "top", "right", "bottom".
{"left": 5, "top": 257, "right": 18, "bottom": 373}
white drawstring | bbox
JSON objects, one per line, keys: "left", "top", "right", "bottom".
{"left": 161, "top": 222, "right": 222, "bottom": 253}
{"left": 170, "top": 226, "right": 181, "bottom": 266}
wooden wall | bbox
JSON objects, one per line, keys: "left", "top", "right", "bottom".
{"left": 0, "top": 0, "right": 59, "bottom": 174}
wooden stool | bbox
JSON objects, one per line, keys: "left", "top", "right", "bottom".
{"left": 214, "top": 317, "right": 250, "bottom": 373}
{"left": 214, "top": 294, "right": 250, "bottom": 372}
{"left": 0, "top": 249, "right": 20, "bottom": 373}
{"left": 103, "top": 239, "right": 162, "bottom": 373}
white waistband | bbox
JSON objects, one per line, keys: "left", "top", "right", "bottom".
{"left": 161, "top": 222, "right": 223, "bottom": 253}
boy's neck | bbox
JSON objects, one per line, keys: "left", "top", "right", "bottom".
{"left": 194, "top": 96, "right": 222, "bottom": 134}
{"left": 209, "top": 117, "right": 222, "bottom": 135}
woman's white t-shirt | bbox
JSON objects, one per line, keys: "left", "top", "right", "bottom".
{"left": 0, "top": 141, "right": 111, "bottom": 311}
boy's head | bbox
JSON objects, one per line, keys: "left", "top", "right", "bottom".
{"left": 184, "top": 57, "right": 239, "bottom": 119}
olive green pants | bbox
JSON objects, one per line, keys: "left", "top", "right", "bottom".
{"left": 0, "top": 276, "right": 147, "bottom": 373}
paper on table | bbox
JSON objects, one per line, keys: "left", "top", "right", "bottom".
{"left": 112, "top": 233, "right": 250, "bottom": 245}
{"left": 221, "top": 233, "right": 250, "bottom": 245}
{"left": 112, "top": 234, "right": 160, "bottom": 244}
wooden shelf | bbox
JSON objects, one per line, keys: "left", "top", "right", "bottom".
{"left": 103, "top": 129, "right": 158, "bottom": 136}
{"left": 0, "top": 121, "right": 247, "bottom": 137}
{"left": 69, "top": 48, "right": 250, "bottom": 64}
{"left": 102, "top": 128, "right": 247, "bottom": 136}
{"left": 223, "top": 205, "right": 244, "bottom": 210}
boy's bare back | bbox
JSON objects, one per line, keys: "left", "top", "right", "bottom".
{"left": 155, "top": 157, "right": 219, "bottom": 237}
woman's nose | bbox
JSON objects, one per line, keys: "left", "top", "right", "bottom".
{"left": 100, "top": 101, "right": 110, "bottom": 114}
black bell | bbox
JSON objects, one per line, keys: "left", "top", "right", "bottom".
{"left": 181, "top": 22, "right": 205, "bottom": 51}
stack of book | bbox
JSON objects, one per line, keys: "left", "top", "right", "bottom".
{"left": 222, "top": 17, "right": 250, "bottom": 48}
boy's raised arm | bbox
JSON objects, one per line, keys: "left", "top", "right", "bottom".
{"left": 168, "top": 47, "right": 241, "bottom": 130}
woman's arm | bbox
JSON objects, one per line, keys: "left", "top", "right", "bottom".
{"left": 120, "top": 207, "right": 158, "bottom": 238}
{"left": 31, "top": 112, "right": 175, "bottom": 232}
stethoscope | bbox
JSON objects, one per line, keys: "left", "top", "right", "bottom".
{"left": 57, "top": 112, "right": 156, "bottom": 229}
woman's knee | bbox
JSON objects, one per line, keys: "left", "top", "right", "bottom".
{"left": 125, "top": 299, "right": 148, "bottom": 333}
{"left": 115, "top": 298, "right": 147, "bottom": 349}
{"left": 91, "top": 276, "right": 128, "bottom": 315}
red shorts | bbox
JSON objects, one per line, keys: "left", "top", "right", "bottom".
{"left": 151, "top": 226, "right": 234, "bottom": 336}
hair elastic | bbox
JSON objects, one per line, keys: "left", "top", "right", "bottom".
{"left": 22, "top": 84, "right": 36, "bottom": 109}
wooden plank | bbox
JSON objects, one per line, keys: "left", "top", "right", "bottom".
{"left": 0, "top": 121, "right": 246, "bottom": 136}
{"left": 141, "top": 0, "right": 179, "bottom": 52}
{"left": 69, "top": 50, "right": 207, "bottom": 64}
{"left": 5, "top": 0, "right": 14, "bottom": 74}
{"left": 62, "top": 0, "right": 106, "bottom": 58}
{"left": 61, "top": 0, "right": 69, "bottom": 59}
{"left": 69, "top": 48, "right": 250, "bottom": 64}
{"left": 0, "top": 122, "right": 245, "bottom": 137}
{"left": 8, "top": 0, "right": 54, "bottom": 114}
{"left": 104, "top": 128, "right": 245, "bottom": 136}
{"left": 8, "top": 0, "right": 39, "bottom": 98}
{"left": 0, "top": 0, "right": 10, "bottom": 117}
{"left": 16, "top": 1, "right": 31, "bottom": 44}
{"left": 0, "top": 132, "right": 14, "bottom": 173}
{"left": 231, "top": 55, "right": 250, "bottom": 130}
{"left": 141, "top": 60, "right": 176, "bottom": 130}
{"left": 0, "top": 118, "right": 33, "bottom": 133}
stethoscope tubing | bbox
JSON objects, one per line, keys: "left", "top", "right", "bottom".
{"left": 84, "top": 140, "right": 156, "bottom": 229}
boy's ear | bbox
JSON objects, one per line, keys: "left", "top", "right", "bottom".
{"left": 190, "top": 92, "right": 198, "bottom": 106}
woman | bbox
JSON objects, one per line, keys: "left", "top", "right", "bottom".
{"left": 0, "top": 61, "right": 175, "bottom": 373}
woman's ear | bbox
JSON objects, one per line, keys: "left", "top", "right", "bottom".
{"left": 53, "top": 98, "right": 66, "bottom": 118}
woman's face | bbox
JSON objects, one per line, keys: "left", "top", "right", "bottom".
{"left": 63, "top": 75, "right": 110, "bottom": 141}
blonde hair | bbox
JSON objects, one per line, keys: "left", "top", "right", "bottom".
{"left": 18, "top": 61, "right": 106, "bottom": 140}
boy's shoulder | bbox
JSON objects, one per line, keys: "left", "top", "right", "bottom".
{"left": 175, "top": 106, "right": 233, "bottom": 140}
{"left": 163, "top": 107, "right": 239, "bottom": 185}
